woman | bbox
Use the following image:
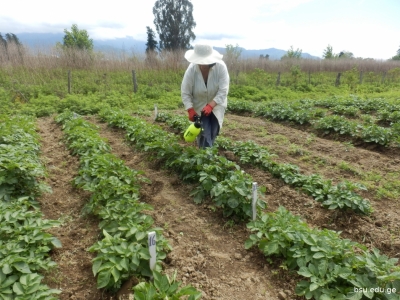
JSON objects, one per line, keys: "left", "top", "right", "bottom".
{"left": 181, "top": 44, "right": 229, "bottom": 148}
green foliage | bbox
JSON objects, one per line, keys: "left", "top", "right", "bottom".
{"left": 359, "top": 124, "right": 393, "bottom": 146}
{"left": 155, "top": 113, "right": 372, "bottom": 215}
{"left": 323, "top": 45, "right": 335, "bottom": 59}
{"left": 61, "top": 24, "right": 93, "bottom": 50}
{"left": 0, "top": 115, "right": 61, "bottom": 298}
{"left": 133, "top": 270, "right": 202, "bottom": 300}
{"left": 0, "top": 115, "right": 50, "bottom": 201}
{"left": 153, "top": 0, "right": 196, "bottom": 50}
{"left": 225, "top": 43, "right": 242, "bottom": 65}
{"left": 56, "top": 111, "right": 172, "bottom": 291}
{"left": 246, "top": 207, "right": 400, "bottom": 300}
{"left": 314, "top": 115, "right": 358, "bottom": 136}
{"left": 145, "top": 26, "right": 158, "bottom": 53}
{"left": 3, "top": 272, "right": 61, "bottom": 299}
{"left": 282, "top": 46, "right": 302, "bottom": 59}
{"left": 101, "top": 108, "right": 266, "bottom": 220}
{"left": 217, "top": 137, "right": 371, "bottom": 215}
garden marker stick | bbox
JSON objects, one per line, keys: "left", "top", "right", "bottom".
{"left": 154, "top": 104, "right": 158, "bottom": 121}
{"left": 252, "top": 182, "right": 258, "bottom": 220}
{"left": 148, "top": 231, "right": 157, "bottom": 271}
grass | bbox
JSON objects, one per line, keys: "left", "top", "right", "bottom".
{"left": 337, "top": 160, "right": 360, "bottom": 175}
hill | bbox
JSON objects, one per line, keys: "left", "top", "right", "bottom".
{"left": 16, "top": 32, "right": 320, "bottom": 60}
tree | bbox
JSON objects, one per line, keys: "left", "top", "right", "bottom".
{"left": 62, "top": 24, "right": 93, "bottom": 51}
{"left": 5, "top": 33, "right": 22, "bottom": 46}
{"left": 338, "top": 51, "right": 354, "bottom": 59}
{"left": 323, "top": 45, "right": 335, "bottom": 59}
{"left": 392, "top": 45, "right": 400, "bottom": 60}
{"left": 281, "top": 46, "right": 302, "bottom": 59}
{"left": 0, "top": 33, "right": 8, "bottom": 61}
{"left": 259, "top": 54, "right": 269, "bottom": 60}
{"left": 153, "top": 0, "right": 196, "bottom": 50}
{"left": 0, "top": 33, "right": 7, "bottom": 50}
{"left": 225, "top": 44, "right": 242, "bottom": 61}
{"left": 145, "top": 26, "right": 158, "bottom": 53}
{"left": 0, "top": 32, "right": 23, "bottom": 62}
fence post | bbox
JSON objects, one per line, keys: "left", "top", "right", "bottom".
{"left": 308, "top": 70, "right": 311, "bottom": 84}
{"left": 382, "top": 71, "right": 386, "bottom": 84}
{"left": 132, "top": 70, "right": 138, "bottom": 93}
{"left": 335, "top": 72, "right": 341, "bottom": 86}
{"left": 68, "top": 70, "right": 71, "bottom": 94}
{"left": 359, "top": 71, "right": 363, "bottom": 84}
{"left": 235, "top": 70, "right": 239, "bottom": 84}
{"left": 276, "top": 72, "right": 281, "bottom": 86}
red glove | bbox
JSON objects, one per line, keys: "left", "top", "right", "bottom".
{"left": 202, "top": 104, "right": 214, "bottom": 116}
{"left": 187, "top": 108, "right": 197, "bottom": 121}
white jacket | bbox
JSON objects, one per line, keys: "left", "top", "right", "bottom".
{"left": 181, "top": 61, "right": 230, "bottom": 128}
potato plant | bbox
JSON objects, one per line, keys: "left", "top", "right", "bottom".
{"left": 98, "top": 108, "right": 267, "bottom": 220}
{"left": 245, "top": 207, "right": 400, "bottom": 300}
{"left": 155, "top": 113, "right": 372, "bottom": 215}
{"left": 0, "top": 115, "right": 61, "bottom": 299}
{"left": 55, "top": 111, "right": 173, "bottom": 291}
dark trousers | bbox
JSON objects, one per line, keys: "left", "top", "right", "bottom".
{"left": 197, "top": 112, "right": 220, "bottom": 148}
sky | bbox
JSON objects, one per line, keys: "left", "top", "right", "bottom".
{"left": 0, "top": 0, "right": 399, "bottom": 60}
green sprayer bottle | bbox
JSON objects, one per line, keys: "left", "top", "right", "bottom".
{"left": 184, "top": 115, "right": 202, "bottom": 142}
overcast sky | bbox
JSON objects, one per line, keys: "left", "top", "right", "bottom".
{"left": 1, "top": 0, "right": 398, "bottom": 59}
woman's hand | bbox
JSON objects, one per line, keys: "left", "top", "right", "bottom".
{"left": 187, "top": 108, "right": 197, "bottom": 121}
{"left": 202, "top": 104, "right": 214, "bottom": 116}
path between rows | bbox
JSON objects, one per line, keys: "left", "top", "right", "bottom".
{"left": 37, "top": 117, "right": 112, "bottom": 299}
{"left": 89, "top": 116, "right": 295, "bottom": 300}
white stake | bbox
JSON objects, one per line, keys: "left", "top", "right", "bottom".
{"left": 252, "top": 182, "right": 258, "bottom": 220}
{"left": 154, "top": 104, "right": 158, "bottom": 121}
{"left": 148, "top": 231, "right": 156, "bottom": 271}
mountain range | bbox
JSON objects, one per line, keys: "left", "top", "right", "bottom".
{"left": 16, "top": 32, "right": 320, "bottom": 60}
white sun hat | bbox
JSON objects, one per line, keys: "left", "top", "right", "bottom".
{"left": 184, "top": 44, "right": 223, "bottom": 64}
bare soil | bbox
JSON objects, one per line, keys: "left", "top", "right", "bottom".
{"left": 35, "top": 112, "right": 400, "bottom": 300}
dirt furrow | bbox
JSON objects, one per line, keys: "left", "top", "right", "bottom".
{"left": 89, "top": 116, "right": 294, "bottom": 300}
{"left": 37, "top": 116, "right": 111, "bottom": 300}
{"left": 220, "top": 113, "right": 400, "bottom": 259}
{"left": 149, "top": 112, "right": 400, "bottom": 260}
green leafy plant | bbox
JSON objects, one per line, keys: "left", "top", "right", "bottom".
{"left": 133, "top": 270, "right": 202, "bottom": 300}
{"left": 246, "top": 207, "right": 400, "bottom": 300}
{"left": 101, "top": 108, "right": 267, "bottom": 221}
{"left": 56, "top": 111, "right": 173, "bottom": 292}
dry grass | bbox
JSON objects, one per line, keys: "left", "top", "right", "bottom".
{"left": 1, "top": 44, "right": 400, "bottom": 74}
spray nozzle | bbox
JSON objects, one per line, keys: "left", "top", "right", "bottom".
{"left": 193, "top": 115, "right": 202, "bottom": 128}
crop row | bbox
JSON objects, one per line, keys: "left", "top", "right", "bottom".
{"left": 0, "top": 115, "right": 61, "bottom": 299}
{"left": 54, "top": 111, "right": 201, "bottom": 298}
{"left": 155, "top": 112, "right": 372, "bottom": 215}
{"left": 97, "top": 108, "right": 266, "bottom": 220}
{"left": 227, "top": 99, "right": 400, "bottom": 147}
{"left": 100, "top": 110, "right": 400, "bottom": 299}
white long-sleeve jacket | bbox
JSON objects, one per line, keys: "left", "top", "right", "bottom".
{"left": 181, "top": 61, "right": 230, "bottom": 128}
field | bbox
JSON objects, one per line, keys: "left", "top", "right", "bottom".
{"left": 1, "top": 48, "right": 400, "bottom": 300}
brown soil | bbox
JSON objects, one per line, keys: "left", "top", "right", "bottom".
{"left": 219, "top": 113, "right": 400, "bottom": 259}
{"left": 37, "top": 117, "right": 113, "bottom": 300}
{"left": 35, "top": 112, "right": 400, "bottom": 300}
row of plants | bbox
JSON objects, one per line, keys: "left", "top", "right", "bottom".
{"left": 0, "top": 115, "right": 62, "bottom": 299}
{"left": 0, "top": 87, "right": 181, "bottom": 118}
{"left": 155, "top": 112, "right": 372, "bottom": 215}
{"left": 106, "top": 110, "right": 400, "bottom": 299}
{"left": 153, "top": 112, "right": 400, "bottom": 299}
{"left": 246, "top": 207, "right": 400, "bottom": 299}
{"left": 54, "top": 111, "right": 201, "bottom": 298}
{"left": 97, "top": 108, "right": 267, "bottom": 221}
{"left": 227, "top": 98, "right": 400, "bottom": 146}
{"left": 312, "top": 96, "right": 400, "bottom": 114}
